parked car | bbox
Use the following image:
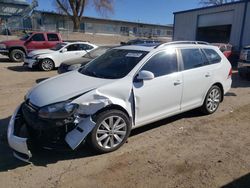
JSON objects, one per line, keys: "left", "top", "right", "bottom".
{"left": 238, "top": 45, "right": 250, "bottom": 78}
{"left": 23, "top": 42, "right": 98, "bottom": 71}
{"left": 212, "top": 43, "right": 232, "bottom": 59}
{"left": 0, "top": 32, "right": 62, "bottom": 62}
{"left": 58, "top": 45, "right": 116, "bottom": 74}
{"left": 121, "top": 38, "right": 162, "bottom": 45}
{"left": 8, "top": 42, "right": 232, "bottom": 162}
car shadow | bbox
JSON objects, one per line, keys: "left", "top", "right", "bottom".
{"left": 7, "top": 65, "right": 34, "bottom": 72}
{"left": 36, "top": 77, "right": 49, "bottom": 83}
{"left": 221, "top": 172, "right": 250, "bottom": 188}
{"left": 0, "top": 57, "right": 12, "bottom": 63}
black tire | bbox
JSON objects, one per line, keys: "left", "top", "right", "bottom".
{"left": 9, "top": 49, "right": 25, "bottom": 62}
{"left": 201, "top": 85, "right": 222, "bottom": 115}
{"left": 238, "top": 70, "right": 246, "bottom": 79}
{"left": 39, "top": 58, "right": 54, "bottom": 71}
{"left": 89, "top": 110, "right": 131, "bottom": 153}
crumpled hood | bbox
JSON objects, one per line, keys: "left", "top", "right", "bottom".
{"left": 27, "top": 49, "right": 54, "bottom": 57}
{"left": 27, "top": 71, "right": 116, "bottom": 107}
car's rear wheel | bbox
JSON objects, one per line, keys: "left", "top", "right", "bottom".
{"left": 39, "top": 58, "right": 54, "bottom": 71}
{"left": 201, "top": 85, "right": 222, "bottom": 115}
{"left": 9, "top": 49, "right": 25, "bottom": 62}
{"left": 89, "top": 110, "right": 131, "bottom": 153}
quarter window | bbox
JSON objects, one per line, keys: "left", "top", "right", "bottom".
{"left": 203, "top": 49, "right": 222, "bottom": 64}
{"left": 31, "top": 34, "right": 45, "bottom": 41}
{"left": 181, "top": 49, "right": 206, "bottom": 70}
{"left": 141, "top": 50, "right": 178, "bottom": 77}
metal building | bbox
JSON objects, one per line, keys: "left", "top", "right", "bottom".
{"left": 173, "top": 0, "right": 250, "bottom": 49}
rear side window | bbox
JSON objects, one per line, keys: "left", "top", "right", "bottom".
{"left": 203, "top": 49, "right": 221, "bottom": 64}
{"left": 141, "top": 50, "right": 178, "bottom": 77}
{"left": 181, "top": 48, "right": 206, "bottom": 70}
{"left": 31, "top": 34, "right": 45, "bottom": 41}
{"left": 47, "top": 33, "right": 59, "bottom": 41}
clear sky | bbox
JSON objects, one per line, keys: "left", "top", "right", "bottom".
{"left": 28, "top": 0, "right": 202, "bottom": 25}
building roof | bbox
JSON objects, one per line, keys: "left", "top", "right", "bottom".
{"left": 33, "top": 10, "right": 173, "bottom": 28}
{"left": 0, "top": 0, "right": 29, "bottom": 6}
{"left": 174, "top": 0, "right": 248, "bottom": 14}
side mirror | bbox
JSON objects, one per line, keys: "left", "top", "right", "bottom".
{"left": 61, "top": 48, "right": 67, "bottom": 53}
{"left": 137, "top": 70, "right": 155, "bottom": 81}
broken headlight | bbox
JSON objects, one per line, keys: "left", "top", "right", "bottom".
{"left": 38, "top": 101, "right": 78, "bottom": 119}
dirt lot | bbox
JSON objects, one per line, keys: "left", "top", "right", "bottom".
{"left": 0, "top": 55, "right": 250, "bottom": 188}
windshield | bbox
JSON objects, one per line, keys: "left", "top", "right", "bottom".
{"left": 79, "top": 49, "right": 148, "bottom": 79}
{"left": 20, "top": 33, "right": 32, "bottom": 41}
{"left": 51, "top": 43, "right": 67, "bottom": 51}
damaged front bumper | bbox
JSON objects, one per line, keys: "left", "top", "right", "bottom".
{"left": 7, "top": 105, "right": 32, "bottom": 162}
{"left": 7, "top": 103, "right": 96, "bottom": 162}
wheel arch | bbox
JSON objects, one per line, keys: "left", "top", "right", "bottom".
{"left": 212, "top": 82, "right": 224, "bottom": 102}
{"left": 92, "top": 104, "right": 132, "bottom": 124}
{"left": 9, "top": 46, "right": 27, "bottom": 55}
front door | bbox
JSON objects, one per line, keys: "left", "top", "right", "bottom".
{"left": 133, "top": 49, "right": 183, "bottom": 126}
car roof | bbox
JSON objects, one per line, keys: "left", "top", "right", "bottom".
{"left": 113, "top": 45, "right": 155, "bottom": 51}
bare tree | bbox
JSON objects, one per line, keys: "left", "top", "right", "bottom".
{"left": 55, "top": 0, "right": 114, "bottom": 31}
{"left": 200, "top": 0, "right": 240, "bottom": 6}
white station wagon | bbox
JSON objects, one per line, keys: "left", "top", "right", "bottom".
{"left": 8, "top": 42, "right": 232, "bottom": 162}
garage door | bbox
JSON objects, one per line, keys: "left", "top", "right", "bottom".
{"left": 198, "top": 11, "right": 234, "bottom": 27}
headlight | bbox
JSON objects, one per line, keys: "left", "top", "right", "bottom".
{"left": 68, "top": 64, "right": 81, "bottom": 71}
{"left": 38, "top": 101, "right": 78, "bottom": 119}
{"left": 0, "top": 43, "right": 6, "bottom": 49}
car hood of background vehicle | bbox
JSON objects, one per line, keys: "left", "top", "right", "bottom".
{"left": 27, "top": 71, "right": 116, "bottom": 107}
{"left": 28, "top": 49, "right": 54, "bottom": 57}
{"left": 62, "top": 57, "right": 92, "bottom": 65}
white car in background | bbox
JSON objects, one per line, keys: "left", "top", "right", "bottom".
{"left": 24, "top": 42, "right": 98, "bottom": 71}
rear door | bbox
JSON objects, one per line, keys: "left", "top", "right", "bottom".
{"left": 179, "top": 48, "right": 213, "bottom": 111}
{"left": 46, "top": 33, "right": 61, "bottom": 48}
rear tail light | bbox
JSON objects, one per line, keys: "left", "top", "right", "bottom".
{"left": 228, "top": 67, "right": 232, "bottom": 78}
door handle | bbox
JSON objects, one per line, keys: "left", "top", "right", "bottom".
{"left": 174, "top": 80, "right": 182, "bottom": 86}
{"left": 205, "top": 73, "right": 211, "bottom": 77}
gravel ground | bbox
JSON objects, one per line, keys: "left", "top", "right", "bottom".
{"left": 0, "top": 55, "right": 250, "bottom": 188}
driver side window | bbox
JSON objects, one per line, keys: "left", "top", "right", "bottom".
{"left": 141, "top": 50, "right": 178, "bottom": 78}
{"left": 31, "top": 34, "right": 45, "bottom": 41}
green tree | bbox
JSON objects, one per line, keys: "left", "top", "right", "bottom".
{"left": 55, "top": 0, "right": 114, "bottom": 31}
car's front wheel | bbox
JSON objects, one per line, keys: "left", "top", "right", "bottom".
{"left": 39, "top": 58, "right": 54, "bottom": 71}
{"left": 89, "top": 110, "right": 131, "bottom": 153}
{"left": 201, "top": 85, "right": 222, "bottom": 115}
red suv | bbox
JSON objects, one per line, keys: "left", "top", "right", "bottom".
{"left": 0, "top": 32, "right": 62, "bottom": 62}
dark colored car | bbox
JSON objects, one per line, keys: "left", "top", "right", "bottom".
{"left": 58, "top": 46, "right": 116, "bottom": 74}
{"left": 238, "top": 45, "right": 250, "bottom": 78}
{"left": 0, "top": 32, "right": 62, "bottom": 62}
{"left": 120, "top": 38, "right": 161, "bottom": 46}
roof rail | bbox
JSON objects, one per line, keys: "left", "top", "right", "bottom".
{"left": 155, "top": 41, "right": 210, "bottom": 49}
